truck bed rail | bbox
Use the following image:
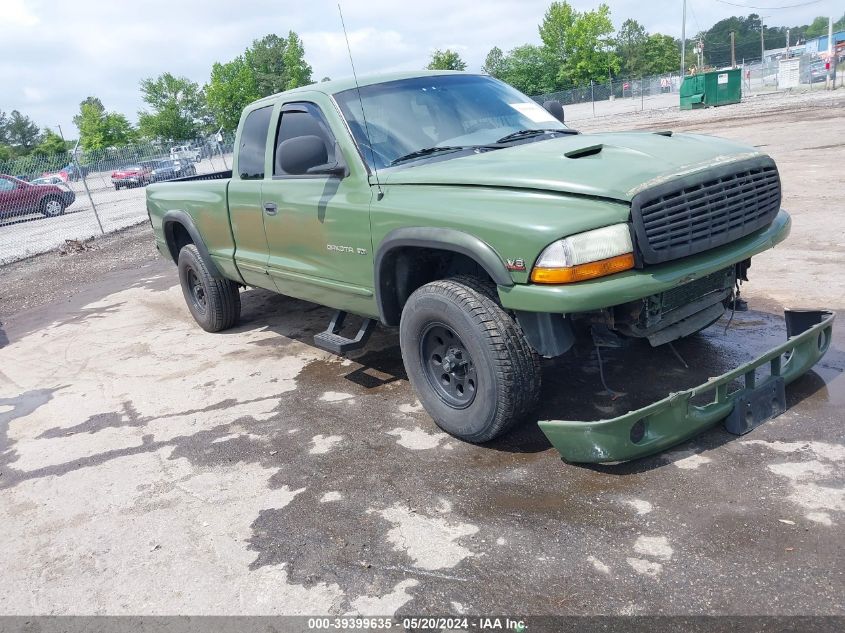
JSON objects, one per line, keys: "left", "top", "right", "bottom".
{"left": 170, "top": 170, "right": 232, "bottom": 182}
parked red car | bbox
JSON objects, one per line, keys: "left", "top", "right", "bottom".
{"left": 111, "top": 164, "right": 153, "bottom": 190}
{"left": 0, "top": 174, "right": 76, "bottom": 219}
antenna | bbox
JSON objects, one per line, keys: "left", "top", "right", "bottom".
{"left": 338, "top": 3, "right": 384, "bottom": 200}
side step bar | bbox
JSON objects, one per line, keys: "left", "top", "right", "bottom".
{"left": 313, "top": 310, "right": 376, "bottom": 355}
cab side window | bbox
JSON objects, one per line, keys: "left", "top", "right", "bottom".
{"left": 0, "top": 178, "right": 16, "bottom": 191}
{"left": 274, "top": 103, "right": 337, "bottom": 176}
{"left": 238, "top": 106, "right": 273, "bottom": 180}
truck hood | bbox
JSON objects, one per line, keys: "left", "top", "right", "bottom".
{"left": 383, "top": 132, "right": 765, "bottom": 202}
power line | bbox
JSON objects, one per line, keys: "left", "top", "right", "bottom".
{"left": 687, "top": 0, "right": 704, "bottom": 35}
{"left": 713, "top": 0, "right": 822, "bottom": 9}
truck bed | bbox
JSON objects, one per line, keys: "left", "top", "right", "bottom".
{"left": 146, "top": 172, "right": 241, "bottom": 282}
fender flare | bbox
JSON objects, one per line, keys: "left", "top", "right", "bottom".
{"left": 161, "top": 210, "right": 223, "bottom": 278}
{"left": 374, "top": 227, "right": 513, "bottom": 326}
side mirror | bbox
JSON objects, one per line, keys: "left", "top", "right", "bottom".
{"left": 278, "top": 135, "right": 346, "bottom": 177}
{"left": 307, "top": 141, "right": 348, "bottom": 177}
{"left": 543, "top": 100, "right": 565, "bottom": 123}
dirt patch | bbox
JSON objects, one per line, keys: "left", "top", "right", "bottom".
{"left": 0, "top": 223, "right": 158, "bottom": 321}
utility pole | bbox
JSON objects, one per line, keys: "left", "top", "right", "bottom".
{"left": 786, "top": 28, "right": 790, "bottom": 54}
{"left": 731, "top": 31, "right": 736, "bottom": 68}
{"left": 680, "top": 0, "right": 687, "bottom": 77}
{"left": 760, "top": 16, "right": 767, "bottom": 62}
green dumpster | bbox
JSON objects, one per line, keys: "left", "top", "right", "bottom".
{"left": 680, "top": 68, "right": 742, "bottom": 110}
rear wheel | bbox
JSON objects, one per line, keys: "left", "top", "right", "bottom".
{"left": 399, "top": 276, "right": 540, "bottom": 443}
{"left": 177, "top": 244, "right": 241, "bottom": 332}
{"left": 40, "top": 196, "right": 66, "bottom": 217}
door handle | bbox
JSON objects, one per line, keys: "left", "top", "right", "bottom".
{"left": 263, "top": 201, "right": 277, "bottom": 216}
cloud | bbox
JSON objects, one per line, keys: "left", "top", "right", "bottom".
{"left": 22, "top": 87, "right": 46, "bottom": 103}
{"left": 2, "top": 0, "right": 841, "bottom": 138}
{"left": 3, "top": 0, "right": 39, "bottom": 28}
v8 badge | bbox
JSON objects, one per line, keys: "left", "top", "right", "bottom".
{"left": 506, "top": 258, "right": 526, "bottom": 272}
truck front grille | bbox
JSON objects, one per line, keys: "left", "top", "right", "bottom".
{"left": 631, "top": 157, "right": 781, "bottom": 264}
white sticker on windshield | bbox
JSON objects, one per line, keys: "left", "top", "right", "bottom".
{"left": 508, "top": 102, "right": 558, "bottom": 123}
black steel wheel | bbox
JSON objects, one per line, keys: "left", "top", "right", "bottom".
{"left": 186, "top": 268, "right": 208, "bottom": 316}
{"left": 399, "top": 276, "right": 540, "bottom": 443}
{"left": 177, "top": 244, "right": 241, "bottom": 332}
{"left": 420, "top": 323, "right": 478, "bottom": 408}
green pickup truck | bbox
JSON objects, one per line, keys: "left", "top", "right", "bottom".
{"left": 146, "top": 71, "right": 833, "bottom": 463}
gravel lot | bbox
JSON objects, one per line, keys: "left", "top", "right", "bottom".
{"left": 1, "top": 90, "right": 843, "bottom": 618}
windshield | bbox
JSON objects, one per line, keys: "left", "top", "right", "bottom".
{"left": 334, "top": 74, "right": 566, "bottom": 170}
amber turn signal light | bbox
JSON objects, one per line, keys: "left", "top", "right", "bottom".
{"left": 530, "top": 253, "right": 635, "bottom": 284}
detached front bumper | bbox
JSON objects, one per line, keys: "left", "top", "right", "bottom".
{"left": 539, "top": 310, "right": 834, "bottom": 463}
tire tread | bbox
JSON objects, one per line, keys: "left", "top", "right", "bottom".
{"left": 402, "top": 275, "right": 540, "bottom": 443}
{"left": 178, "top": 244, "right": 240, "bottom": 332}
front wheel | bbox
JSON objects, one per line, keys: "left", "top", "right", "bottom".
{"left": 399, "top": 276, "right": 540, "bottom": 443}
{"left": 177, "top": 244, "right": 241, "bottom": 332}
{"left": 41, "top": 197, "right": 66, "bottom": 217}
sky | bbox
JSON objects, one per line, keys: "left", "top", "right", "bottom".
{"left": 2, "top": 0, "right": 842, "bottom": 138}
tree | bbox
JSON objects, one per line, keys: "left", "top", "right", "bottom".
{"left": 245, "top": 34, "right": 290, "bottom": 96}
{"left": 206, "top": 56, "right": 259, "bottom": 131}
{"left": 72, "top": 97, "right": 105, "bottom": 128}
{"left": 562, "top": 4, "right": 618, "bottom": 85}
{"left": 427, "top": 49, "right": 467, "bottom": 71}
{"left": 103, "top": 113, "right": 134, "bottom": 146}
{"left": 482, "top": 47, "right": 506, "bottom": 77}
{"left": 204, "top": 30, "right": 313, "bottom": 130}
{"left": 642, "top": 34, "right": 680, "bottom": 75}
{"left": 33, "top": 130, "right": 68, "bottom": 156}
{"left": 499, "top": 45, "right": 557, "bottom": 95}
{"left": 4, "top": 110, "right": 41, "bottom": 152}
{"left": 615, "top": 21, "right": 677, "bottom": 77}
{"left": 539, "top": 1, "right": 577, "bottom": 69}
{"left": 0, "top": 110, "right": 8, "bottom": 146}
{"left": 805, "top": 16, "right": 829, "bottom": 39}
{"left": 539, "top": 1, "right": 618, "bottom": 87}
{"left": 75, "top": 100, "right": 134, "bottom": 150}
{"left": 138, "top": 73, "right": 206, "bottom": 141}
{"left": 283, "top": 31, "right": 313, "bottom": 89}
{"left": 616, "top": 19, "right": 648, "bottom": 77}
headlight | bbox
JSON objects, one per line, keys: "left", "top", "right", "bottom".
{"left": 530, "top": 223, "right": 635, "bottom": 284}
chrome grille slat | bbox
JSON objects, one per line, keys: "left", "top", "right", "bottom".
{"left": 631, "top": 158, "right": 781, "bottom": 265}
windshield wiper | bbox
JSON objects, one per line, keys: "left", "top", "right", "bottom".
{"left": 390, "top": 146, "right": 477, "bottom": 166}
{"left": 495, "top": 128, "right": 576, "bottom": 144}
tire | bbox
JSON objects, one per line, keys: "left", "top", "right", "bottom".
{"left": 177, "top": 244, "right": 241, "bottom": 332}
{"left": 399, "top": 275, "right": 541, "bottom": 443}
{"left": 40, "top": 196, "right": 66, "bottom": 217}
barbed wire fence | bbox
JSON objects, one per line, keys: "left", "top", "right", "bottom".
{"left": 0, "top": 132, "right": 235, "bottom": 265}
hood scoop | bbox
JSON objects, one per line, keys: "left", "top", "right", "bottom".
{"left": 564, "top": 144, "right": 603, "bottom": 159}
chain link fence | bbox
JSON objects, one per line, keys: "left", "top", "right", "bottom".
{"left": 2, "top": 53, "right": 843, "bottom": 267}
{"left": 531, "top": 53, "right": 843, "bottom": 123}
{"left": 0, "top": 132, "right": 235, "bottom": 265}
